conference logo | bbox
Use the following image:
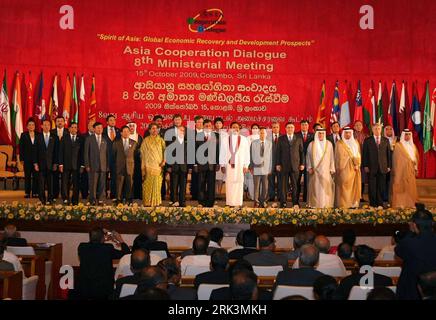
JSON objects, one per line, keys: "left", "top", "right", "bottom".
{"left": 187, "top": 8, "right": 226, "bottom": 33}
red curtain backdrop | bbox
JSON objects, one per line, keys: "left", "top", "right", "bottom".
{"left": 0, "top": 0, "right": 435, "bottom": 177}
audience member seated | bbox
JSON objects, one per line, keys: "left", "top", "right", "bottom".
{"left": 294, "top": 235, "right": 347, "bottom": 277}
{"left": 376, "top": 230, "right": 405, "bottom": 260}
{"left": 313, "top": 275, "right": 339, "bottom": 300}
{"left": 194, "top": 248, "right": 229, "bottom": 289}
{"left": 0, "top": 243, "right": 15, "bottom": 271}
{"left": 139, "top": 226, "right": 170, "bottom": 257}
{"left": 158, "top": 257, "right": 197, "bottom": 300}
{"left": 230, "top": 269, "right": 258, "bottom": 300}
{"left": 136, "top": 266, "right": 168, "bottom": 292}
{"left": 274, "top": 244, "right": 324, "bottom": 289}
{"left": 210, "top": 260, "right": 272, "bottom": 300}
{"left": 2, "top": 224, "right": 28, "bottom": 247}
{"left": 1, "top": 241, "right": 25, "bottom": 273}
{"left": 366, "top": 287, "right": 397, "bottom": 300}
{"left": 280, "top": 295, "right": 309, "bottom": 300}
{"left": 283, "top": 231, "right": 307, "bottom": 260}
{"left": 329, "top": 229, "right": 356, "bottom": 255}
{"left": 228, "top": 230, "right": 258, "bottom": 260}
{"left": 418, "top": 270, "right": 436, "bottom": 300}
{"left": 244, "top": 233, "right": 288, "bottom": 269}
{"left": 113, "top": 247, "right": 150, "bottom": 299}
{"left": 180, "top": 229, "right": 216, "bottom": 258}
{"left": 76, "top": 227, "right": 130, "bottom": 300}
{"left": 336, "top": 245, "right": 393, "bottom": 299}
{"left": 125, "top": 287, "right": 170, "bottom": 300}
{"left": 337, "top": 242, "right": 353, "bottom": 259}
{"left": 180, "top": 236, "right": 211, "bottom": 275}
{"left": 395, "top": 204, "right": 436, "bottom": 300}
{"left": 305, "top": 230, "right": 316, "bottom": 244}
{"left": 209, "top": 227, "right": 224, "bottom": 249}
{"left": 228, "top": 229, "right": 245, "bottom": 252}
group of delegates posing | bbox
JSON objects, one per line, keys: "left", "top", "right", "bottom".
{"left": 18, "top": 114, "right": 418, "bottom": 208}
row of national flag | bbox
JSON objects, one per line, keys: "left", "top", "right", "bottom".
{"left": 0, "top": 70, "right": 97, "bottom": 150}
{"left": 316, "top": 80, "right": 436, "bottom": 153}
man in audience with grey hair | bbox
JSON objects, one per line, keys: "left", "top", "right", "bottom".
{"left": 283, "top": 231, "right": 307, "bottom": 260}
{"left": 2, "top": 224, "right": 28, "bottom": 247}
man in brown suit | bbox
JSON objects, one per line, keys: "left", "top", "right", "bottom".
{"left": 112, "top": 126, "right": 137, "bottom": 204}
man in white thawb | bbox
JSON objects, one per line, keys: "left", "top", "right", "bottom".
{"left": 220, "top": 122, "right": 250, "bottom": 207}
{"left": 306, "top": 128, "right": 335, "bottom": 208}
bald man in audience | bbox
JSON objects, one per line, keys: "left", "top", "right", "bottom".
{"left": 418, "top": 271, "right": 436, "bottom": 300}
{"left": 180, "top": 229, "right": 217, "bottom": 258}
{"left": 244, "top": 233, "right": 288, "bottom": 270}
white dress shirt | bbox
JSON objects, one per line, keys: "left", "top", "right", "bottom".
{"left": 3, "top": 251, "right": 25, "bottom": 275}
{"left": 293, "top": 252, "right": 347, "bottom": 277}
{"left": 180, "top": 255, "right": 210, "bottom": 275}
{"left": 208, "top": 241, "right": 221, "bottom": 248}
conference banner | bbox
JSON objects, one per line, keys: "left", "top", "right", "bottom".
{"left": 0, "top": 0, "right": 435, "bottom": 176}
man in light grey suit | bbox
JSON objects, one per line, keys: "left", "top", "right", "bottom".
{"left": 112, "top": 126, "right": 137, "bottom": 204}
{"left": 249, "top": 127, "right": 272, "bottom": 208}
{"left": 84, "top": 122, "right": 110, "bottom": 205}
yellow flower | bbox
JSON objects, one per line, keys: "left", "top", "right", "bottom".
{"left": 292, "top": 219, "right": 297, "bottom": 225}
{"left": 151, "top": 212, "right": 156, "bottom": 217}
{"left": 80, "top": 215, "right": 87, "bottom": 221}
{"left": 122, "top": 215, "right": 128, "bottom": 221}
{"left": 7, "top": 213, "right": 14, "bottom": 219}
{"left": 96, "top": 213, "right": 102, "bottom": 219}
{"left": 274, "top": 220, "right": 280, "bottom": 225}
{"left": 252, "top": 219, "right": 257, "bottom": 224}
{"left": 318, "top": 219, "right": 324, "bottom": 224}
{"left": 377, "top": 218, "right": 384, "bottom": 224}
{"left": 153, "top": 217, "right": 157, "bottom": 222}
{"left": 66, "top": 214, "right": 72, "bottom": 220}
{"left": 19, "top": 209, "right": 25, "bottom": 215}
{"left": 34, "top": 214, "right": 41, "bottom": 221}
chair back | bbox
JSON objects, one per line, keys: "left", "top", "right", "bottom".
{"left": 381, "top": 252, "right": 395, "bottom": 260}
{"left": 7, "top": 246, "right": 36, "bottom": 256}
{"left": 150, "top": 250, "right": 168, "bottom": 261}
{"left": 183, "top": 265, "right": 210, "bottom": 276}
{"left": 197, "top": 284, "right": 229, "bottom": 300}
{"left": 372, "top": 266, "right": 401, "bottom": 277}
{"left": 273, "top": 285, "right": 315, "bottom": 300}
{"left": 253, "top": 265, "right": 283, "bottom": 277}
{"left": 348, "top": 285, "right": 397, "bottom": 300}
{"left": 22, "top": 275, "right": 39, "bottom": 300}
{"left": 119, "top": 284, "right": 138, "bottom": 298}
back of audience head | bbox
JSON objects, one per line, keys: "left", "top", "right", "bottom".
{"left": 313, "top": 275, "right": 338, "bottom": 300}
{"left": 337, "top": 242, "right": 353, "bottom": 259}
{"left": 133, "top": 287, "right": 170, "bottom": 300}
{"left": 132, "top": 233, "right": 148, "bottom": 251}
{"left": 192, "top": 236, "right": 209, "bottom": 255}
{"left": 392, "top": 230, "right": 406, "bottom": 245}
{"left": 130, "top": 248, "right": 150, "bottom": 274}
{"left": 366, "top": 287, "right": 397, "bottom": 300}
{"left": 235, "top": 230, "right": 245, "bottom": 247}
{"left": 195, "top": 229, "right": 210, "bottom": 240}
{"left": 314, "top": 235, "right": 330, "bottom": 254}
{"left": 281, "top": 295, "right": 309, "bottom": 300}
{"left": 305, "top": 230, "right": 316, "bottom": 244}
{"left": 418, "top": 270, "right": 436, "bottom": 299}
{"left": 293, "top": 231, "right": 307, "bottom": 250}
{"left": 144, "top": 226, "right": 158, "bottom": 242}
{"left": 209, "top": 227, "right": 224, "bottom": 245}
{"left": 158, "top": 257, "right": 181, "bottom": 285}
{"left": 138, "top": 266, "right": 167, "bottom": 291}
{"left": 210, "top": 248, "right": 229, "bottom": 271}
{"left": 230, "top": 270, "right": 258, "bottom": 300}
{"left": 354, "top": 245, "right": 376, "bottom": 267}
{"left": 4, "top": 224, "right": 18, "bottom": 238}
{"left": 242, "top": 230, "right": 258, "bottom": 248}
{"left": 230, "top": 259, "right": 253, "bottom": 275}
{"left": 299, "top": 244, "right": 319, "bottom": 268}
{"left": 342, "top": 229, "right": 356, "bottom": 247}
{"left": 410, "top": 203, "right": 434, "bottom": 235}
{"left": 258, "top": 233, "right": 275, "bottom": 250}
{"left": 89, "top": 227, "right": 105, "bottom": 243}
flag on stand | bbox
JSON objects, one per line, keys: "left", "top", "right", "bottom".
{"left": 353, "top": 80, "right": 363, "bottom": 124}
{"left": 72, "top": 74, "right": 79, "bottom": 123}
{"left": 411, "top": 81, "right": 422, "bottom": 141}
{"left": 387, "top": 81, "right": 399, "bottom": 135}
{"left": 23, "top": 72, "right": 34, "bottom": 123}
{"left": 63, "top": 74, "right": 72, "bottom": 127}
{"left": 11, "top": 72, "right": 24, "bottom": 147}
{"left": 363, "top": 81, "right": 376, "bottom": 131}
{"left": 339, "top": 82, "right": 350, "bottom": 128}
{"left": 34, "top": 72, "right": 46, "bottom": 130}
{"left": 89, "top": 75, "right": 97, "bottom": 122}
{"left": 431, "top": 87, "right": 436, "bottom": 150}
{"left": 48, "top": 74, "right": 59, "bottom": 128}
{"left": 398, "top": 81, "right": 407, "bottom": 133}
{"left": 0, "top": 70, "right": 12, "bottom": 144}
{"left": 330, "top": 81, "right": 340, "bottom": 124}
{"left": 78, "top": 75, "right": 87, "bottom": 133}
{"left": 376, "top": 81, "right": 384, "bottom": 125}
{"left": 315, "top": 81, "right": 327, "bottom": 128}
{"left": 423, "top": 81, "right": 432, "bottom": 153}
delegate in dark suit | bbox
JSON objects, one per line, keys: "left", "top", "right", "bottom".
{"left": 362, "top": 135, "right": 392, "bottom": 207}
{"left": 165, "top": 135, "right": 188, "bottom": 206}
{"left": 103, "top": 126, "right": 121, "bottom": 199}
{"left": 132, "top": 135, "right": 143, "bottom": 199}
{"left": 51, "top": 128, "right": 68, "bottom": 199}
{"left": 296, "top": 131, "right": 313, "bottom": 202}
{"left": 275, "top": 134, "right": 304, "bottom": 206}
{"left": 19, "top": 131, "right": 39, "bottom": 197}
{"left": 167, "top": 283, "right": 197, "bottom": 300}
{"left": 194, "top": 270, "right": 229, "bottom": 289}
{"left": 35, "top": 132, "right": 58, "bottom": 203}
{"left": 327, "top": 133, "right": 341, "bottom": 149}
{"left": 244, "top": 250, "right": 288, "bottom": 270}
{"left": 77, "top": 242, "right": 130, "bottom": 299}
{"left": 80, "top": 132, "right": 94, "bottom": 200}
{"left": 196, "top": 131, "right": 220, "bottom": 207}
{"left": 112, "top": 138, "right": 137, "bottom": 202}
{"left": 336, "top": 272, "right": 393, "bottom": 300}
{"left": 59, "top": 134, "right": 82, "bottom": 204}
{"left": 268, "top": 133, "right": 281, "bottom": 201}
{"left": 84, "top": 134, "right": 110, "bottom": 203}
{"left": 3, "top": 237, "right": 28, "bottom": 247}
{"left": 274, "top": 268, "right": 324, "bottom": 290}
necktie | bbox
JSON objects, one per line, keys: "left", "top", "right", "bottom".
{"left": 72, "top": 135, "right": 76, "bottom": 143}
{"left": 376, "top": 136, "right": 380, "bottom": 146}
{"left": 274, "top": 134, "right": 278, "bottom": 144}
{"left": 97, "top": 135, "right": 101, "bottom": 148}
{"left": 303, "top": 132, "right": 307, "bottom": 142}
{"left": 335, "top": 135, "right": 338, "bottom": 143}
{"left": 260, "top": 141, "right": 265, "bottom": 157}
{"left": 110, "top": 128, "right": 115, "bottom": 141}
{"left": 58, "top": 129, "right": 62, "bottom": 140}
{"left": 45, "top": 134, "right": 49, "bottom": 147}
{"left": 124, "top": 139, "right": 129, "bottom": 151}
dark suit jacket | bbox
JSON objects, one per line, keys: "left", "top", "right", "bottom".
{"left": 228, "top": 248, "right": 258, "bottom": 260}
{"left": 142, "top": 240, "right": 170, "bottom": 257}
{"left": 103, "top": 126, "right": 121, "bottom": 143}
{"left": 296, "top": 131, "right": 314, "bottom": 155}
{"left": 168, "top": 283, "right": 197, "bottom": 300}
{"left": 194, "top": 270, "right": 229, "bottom": 289}
{"left": 327, "top": 133, "right": 341, "bottom": 149}
{"left": 3, "top": 237, "right": 28, "bottom": 247}
{"left": 395, "top": 232, "right": 436, "bottom": 300}
{"left": 113, "top": 273, "right": 142, "bottom": 299}
{"left": 275, "top": 135, "right": 304, "bottom": 172}
{"left": 336, "top": 272, "right": 393, "bottom": 300}
{"left": 77, "top": 242, "right": 130, "bottom": 299}
{"left": 59, "top": 134, "right": 82, "bottom": 171}
{"left": 275, "top": 268, "right": 324, "bottom": 288}
{"left": 112, "top": 138, "right": 137, "bottom": 176}
{"left": 195, "top": 131, "right": 220, "bottom": 171}
{"left": 271, "top": 133, "right": 280, "bottom": 170}
{"left": 362, "top": 136, "right": 392, "bottom": 174}
{"left": 35, "top": 132, "right": 58, "bottom": 171}
{"left": 84, "top": 134, "right": 110, "bottom": 172}
{"left": 244, "top": 250, "right": 288, "bottom": 269}
{"left": 165, "top": 138, "right": 188, "bottom": 172}
{"left": 19, "top": 132, "right": 38, "bottom": 168}
{"left": 210, "top": 287, "right": 272, "bottom": 300}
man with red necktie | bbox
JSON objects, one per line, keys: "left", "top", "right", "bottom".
{"left": 103, "top": 114, "right": 121, "bottom": 200}
{"left": 296, "top": 120, "right": 314, "bottom": 203}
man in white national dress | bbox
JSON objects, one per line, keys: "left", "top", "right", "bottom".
{"left": 306, "top": 128, "right": 336, "bottom": 208}
{"left": 220, "top": 122, "right": 250, "bottom": 207}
